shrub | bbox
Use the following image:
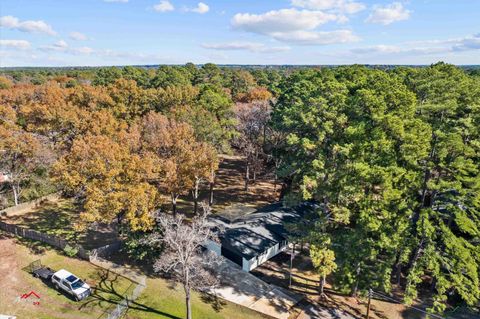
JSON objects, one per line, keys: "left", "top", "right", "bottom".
{"left": 63, "top": 244, "right": 79, "bottom": 257}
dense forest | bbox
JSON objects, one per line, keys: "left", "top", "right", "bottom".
{"left": 0, "top": 62, "right": 479, "bottom": 315}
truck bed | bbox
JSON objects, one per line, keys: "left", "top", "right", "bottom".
{"left": 32, "top": 267, "right": 54, "bottom": 280}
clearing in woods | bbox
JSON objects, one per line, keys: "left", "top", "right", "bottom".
{"left": 169, "top": 154, "right": 279, "bottom": 217}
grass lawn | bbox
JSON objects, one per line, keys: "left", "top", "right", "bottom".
{"left": 0, "top": 235, "right": 134, "bottom": 319}
{"left": 126, "top": 277, "right": 271, "bottom": 319}
{"left": 2, "top": 197, "right": 118, "bottom": 249}
{"left": 1, "top": 235, "right": 270, "bottom": 319}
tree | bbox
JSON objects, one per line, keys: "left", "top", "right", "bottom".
{"left": 311, "top": 243, "right": 336, "bottom": 297}
{"left": 272, "top": 67, "right": 431, "bottom": 297}
{"left": 402, "top": 63, "right": 480, "bottom": 313}
{"left": 140, "top": 112, "right": 196, "bottom": 215}
{"left": 190, "top": 142, "right": 219, "bottom": 214}
{"left": 233, "top": 100, "right": 270, "bottom": 191}
{"left": 151, "top": 66, "right": 192, "bottom": 89}
{"left": 0, "top": 103, "right": 53, "bottom": 205}
{"left": 53, "top": 132, "right": 158, "bottom": 231}
{"left": 196, "top": 84, "right": 236, "bottom": 151}
{"left": 149, "top": 206, "right": 219, "bottom": 319}
{"left": 106, "top": 78, "right": 157, "bottom": 121}
{"left": 0, "top": 76, "right": 13, "bottom": 89}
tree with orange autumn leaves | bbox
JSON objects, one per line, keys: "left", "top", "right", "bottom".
{"left": 1, "top": 80, "right": 221, "bottom": 232}
{"left": 140, "top": 112, "right": 218, "bottom": 216}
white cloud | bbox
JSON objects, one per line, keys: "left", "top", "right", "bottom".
{"left": 232, "top": 9, "right": 338, "bottom": 34}
{"left": 39, "top": 40, "right": 69, "bottom": 52}
{"left": 366, "top": 2, "right": 410, "bottom": 25}
{"left": 69, "top": 31, "right": 88, "bottom": 41}
{"left": 348, "top": 34, "right": 480, "bottom": 56}
{"left": 291, "top": 0, "right": 366, "bottom": 14}
{"left": 185, "top": 2, "right": 209, "bottom": 14}
{"left": 272, "top": 29, "right": 359, "bottom": 45}
{"left": 0, "top": 39, "right": 31, "bottom": 50}
{"left": 0, "top": 15, "right": 57, "bottom": 36}
{"left": 202, "top": 42, "right": 290, "bottom": 53}
{"left": 71, "top": 46, "right": 94, "bottom": 55}
{"left": 154, "top": 1, "right": 174, "bottom": 12}
{"left": 39, "top": 40, "right": 94, "bottom": 55}
{"left": 231, "top": 8, "right": 358, "bottom": 45}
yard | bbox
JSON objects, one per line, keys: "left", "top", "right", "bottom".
{"left": 0, "top": 233, "right": 271, "bottom": 319}
{"left": 251, "top": 251, "right": 435, "bottom": 319}
{"left": 172, "top": 154, "right": 279, "bottom": 218}
{"left": 0, "top": 234, "right": 133, "bottom": 319}
{"left": 1, "top": 197, "right": 118, "bottom": 250}
{"left": 126, "top": 278, "right": 271, "bottom": 319}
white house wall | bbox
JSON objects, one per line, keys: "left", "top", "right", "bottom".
{"left": 242, "top": 242, "right": 287, "bottom": 271}
{"left": 205, "top": 240, "right": 222, "bottom": 256}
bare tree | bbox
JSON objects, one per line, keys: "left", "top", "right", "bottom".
{"left": 149, "top": 205, "right": 219, "bottom": 319}
{"left": 233, "top": 101, "right": 270, "bottom": 191}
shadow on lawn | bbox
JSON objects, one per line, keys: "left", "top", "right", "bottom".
{"left": 200, "top": 292, "right": 227, "bottom": 312}
{"left": 5, "top": 199, "right": 118, "bottom": 250}
{"left": 80, "top": 269, "right": 182, "bottom": 319}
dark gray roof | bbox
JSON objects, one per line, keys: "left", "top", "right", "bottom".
{"left": 211, "top": 202, "right": 317, "bottom": 260}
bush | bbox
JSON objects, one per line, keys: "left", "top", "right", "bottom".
{"left": 121, "top": 225, "right": 162, "bottom": 263}
{"left": 63, "top": 244, "right": 79, "bottom": 257}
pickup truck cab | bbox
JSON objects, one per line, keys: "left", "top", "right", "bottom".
{"left": 51, "top": 269, "right": 91, "bottom": 301}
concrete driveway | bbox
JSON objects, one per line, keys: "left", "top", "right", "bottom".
{"left": 211, "top": 257, "right": 303, "bottom": 319}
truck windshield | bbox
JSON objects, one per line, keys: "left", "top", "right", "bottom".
{"left": 71, "top": 279, "right": 85, "bottom": 289}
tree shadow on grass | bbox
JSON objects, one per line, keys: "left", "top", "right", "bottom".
{"left": 15, "top": 237, "right": 48, "bottom": 255}
{"left": 80, "top": 269, "right": 181, "bottom": 319}
{"left": 200, "top": 292, "right": 227, "bottom": 312}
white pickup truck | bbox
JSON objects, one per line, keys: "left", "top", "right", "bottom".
{"left": 51, "top": 269, "right": 91, "bottom": 301}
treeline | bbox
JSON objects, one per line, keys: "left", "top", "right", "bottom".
{"left": 274, "top": 63, "right": 480, "bottom": 314}
{"left": 0, "top": 62, "right": 479, "bottom": 314}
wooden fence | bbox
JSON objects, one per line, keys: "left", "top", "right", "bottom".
{"left": 0, "top": 221, "right": 89, "bottom": 260}
{"left": 0, "top": 192, "right": 61, "bottom": 216}
{"left": 91, "top": 241, "right": 123, "bottom": 259}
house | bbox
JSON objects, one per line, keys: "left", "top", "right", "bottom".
{"left": 206, "top": 202, "right": 317, "bottom": 272}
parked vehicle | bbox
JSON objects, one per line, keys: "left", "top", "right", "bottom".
{"left": 29, "top": 261, "right": 91, "bottom": 301}
{"left": 51, "top": 269, "right": 91, "bottom": 301}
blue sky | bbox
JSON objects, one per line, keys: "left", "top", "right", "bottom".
{"left": 0, "top": 0, "right": 479, "bottom": 66}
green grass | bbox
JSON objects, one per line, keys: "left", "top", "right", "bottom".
{"left": 5, "top": 198, "right": 118, "bottom": 249}
{"left": 126, "top": 277, "right": 270, "bottom": 319}
{"left": 3, "top": 241, "right": 134, "bottom": 319}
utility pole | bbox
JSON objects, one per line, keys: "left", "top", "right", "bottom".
{"left": 366, "top": 288, "right": 373, "bottom": 319}
{"left": 289, "top": 243, "right": 295, "bottom": 288}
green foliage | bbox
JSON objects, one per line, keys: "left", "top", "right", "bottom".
{"left": 122, "top": 226, "right": 162, "bottom": 262}
{"left": 63, "top": 244, "right": 79, "bottom": 257}
{"left": 273, "top": 63, "right": 480, "bottom": 312}
{"left": 151, "top": 65, "right": 192, "bottom": 89}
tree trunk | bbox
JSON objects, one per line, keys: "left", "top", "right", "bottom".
{"left": 193, "top": 179, "right": 200, "bottom": 215}
{"left": 253, "top": 170, "right": 257, "bottom": 183}
{"left": 12, "top": 184, "right": 19, "bottom": 206}
{"left": 351, "top": 263, "right": 361, "bottom": 296}
{"left": 244, "top": 160, "right": 250, "bottom": 191}
{"left": 185, "top": 288, "right": 192, "bottom": 319}
{"left": 172, "top": 194, "right": 178, "bottom": 216}
{"left": 209, "top": 170, "right": 215, "bottom": 206}
{"left": 396, "top": 262, "right": 402, "bottom": 286}
{"left": 273, "top": 171, "right": 277, "bottom": 192}
{"left": 320, "top": 274, "right": 326, "bottom": 296}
